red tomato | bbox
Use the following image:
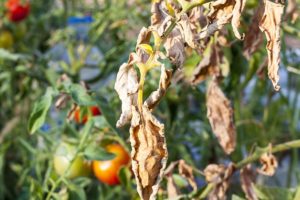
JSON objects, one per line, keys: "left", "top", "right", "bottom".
{"left": 74, "top": 106, "right": 101, "bottom": 124}
{"left": 92, "top": 144, "right": 130, "bottom": 185}
{"left": 5, "top": 0, "right": 30, "bottom": 22}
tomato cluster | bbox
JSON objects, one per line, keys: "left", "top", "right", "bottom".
{"left": 74, "top": 106, "right": 101, "bottom": 124}
{"left": 54, "top": 106, "right": 130, "bottom": 186}
{"left": 5, "top": 0, "right": 30, "bottom": 23}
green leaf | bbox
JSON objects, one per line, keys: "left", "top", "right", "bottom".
{"left": 95, "top": 96, "right": 121, "bottom": 135}
{"left": 67, "top": 183, "right": 87, "bottom": 200}
{"left": 254, "top": 184, "right": 294, "bottom": 200}
{"left": 28, "top": 88, "right": 56, "bottom": 134}
{"left": 231, "top": 194, "right": 246, "bottom": 200}
{"left": 119, "top": 166, "right": 132, "bottom": 192}
{"left": 294, "top": 186, "right": 300, "bottom": 200}
{"left": 67, "top": 84, "right": 96, "bottom": 106}
{"left": 0, "top": 49, "right": 28, "bottom": 61}
{"left": 173, "top": 174, "right": 189, "bottom": 188}
{"left": 83, "top": 144, "right": 115, "bottom": 161}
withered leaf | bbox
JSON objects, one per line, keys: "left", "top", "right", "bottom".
{"left": 204, "top": 163, "right": 235, "bottom": 200}
{"left": 206, "top": 80, "right": 236, "bottom": 154}
{"left": 257, "top": 152, "right": 278, "bottom": 176}
{"left": 178, "top": 160, "right": 197, "bottom": 191}
{"left": 177, "top": 13, "right": 197, "bottom": 49}
{"left": 130, "top": 106, "right": 168, "bottom": 200}
{"left": 285, "top": 0, "right": 298, "bottom": 23}
{"left": 114, "top": 54, "right": 139, "bottom": 127}
{"left": 243, "top": 5, "right": 264, "bottom": 59}
{"left": 199, "top": 0, "right": 246, "bottom": 40}
{"left": 167, "top": 175, "right": 180, "bottom": 199}
{"left": 191, "top": 42, "right": 221, "bottom": 85}
{"left": 240, "top": 165, "right": 258, "bottom": 200}
{"left": 164, "top": 27, "right": 186, "bottom": 67}
{"left": 259, "top": 0, "right": 284, "bottom": 91}
{"left": 144, "top": 65, "right": 172, "bottom": 110}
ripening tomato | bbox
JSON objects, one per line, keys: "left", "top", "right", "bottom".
{"left": 74, "top": 106, "right": 101, "bottom": 124}
{"left": 53, "top": 142, "right": 91, "bottom": 179}
{"left": 0, "top": 30, "right": 14, "bottom": 49}
{"left": 5, "top": 0, "right": 30, "bottom": 22}
{"left": 93, "top": 143, "right": 130, "bottom": 185}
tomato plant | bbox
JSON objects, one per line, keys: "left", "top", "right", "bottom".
{"left": 74, "top": 106, "right": 101, "bottom": 124}
{"left": 54, "top": 142, "right": 91, "bottom": 179}
{"left": 5, "top": 0, "right": 30, "bottom": 22}
{"left": 0, "top": 30, "right": 13, "bottom": 49}
{"left": 93, "top": 143, "right": 130, "bottom": 185}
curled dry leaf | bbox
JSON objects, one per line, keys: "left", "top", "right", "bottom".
{"left": 199, "top": 0, "right": 246, "bottom": 40}
{"left": 204, "top": 163, "right": 235, "bottom": 200}
{"left": 190, "top": 42, "right": 221, "bottom": 85}
{"left": 257, "top": 152, "right": 278, "bottom": 176}
{"left": 206, "top": 80, "right": 236, "bottom": 154}
{"left": 144, "top": 65, "right": 172, "bottom": 110}
{"left": 240, "top": 165, "right": 258, "bottom": 200}
{"left": 243, "top": 5, "right": 264, "bottom": 59}
{"left": 114, "top": 54, "right": 139, "bottom": 127}
{"left": 259, "top": 0, "right": 285, "bottom": 91}
{"left": 167, "top": 175, "right": 180, "bottom": 199}
{"left": 130, "top": 106, "right": 168, "bottom": 200}
{"left": 285, "top": 0, "right": 298, "bottom": 23}
{"left": 178, "top": 159, "right": 197, "bottom": 191}
{"left": 177, "top": 13, "right": 197, "bottom": 49}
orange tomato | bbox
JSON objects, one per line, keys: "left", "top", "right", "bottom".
{"left": 92, "top": 144, "right": 130, "bottom": 185}
{"left": 74, "top": 106, "right": 101, "bottom": 124}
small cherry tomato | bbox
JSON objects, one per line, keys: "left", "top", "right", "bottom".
{"left": 0, "top": 30, "right": 14, "bottom": 49}
{"left": 5, "top": 0, "right": 30, "bottom": 23}
{"left": 92, "top": 143, "right": 130, "bottom": 185}
{"left": 74, "top": 106, "right": 101, "bottom": 124}
{"left": 53, "top": 142, "right": 91, "bottom": 179}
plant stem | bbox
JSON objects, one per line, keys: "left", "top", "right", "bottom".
{"left": 45, "top": 123, "right": 93, "bottom": 200}
{"left": 235, "top": 140, "right": 300, "bottom": 169}
{"left": 137, "top": 66, "right": 147, "bottom": 111}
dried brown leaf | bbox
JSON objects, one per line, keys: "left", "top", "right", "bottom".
{"left": 240, "top": 165, "right": 258, "bottom": 200}
{"left": 167, "top": 175, "right": 180, "bottom": 199}
{"left": 178, "top": 160, "right": 197, "bottom": 191}
{"left": 114, "top": 54, "right": 139, "bottom": 127}
{"left": 243, "top": 5, "right": 264, "bottom": 59}
{"left": 257, "top": 152, "right": 278, "bottom": 176}
{"left": 164, "top": 27, "right": 186, "bottom": 67}
{"left": 259, "top": 0, "right": 285, "bottom": 91}
{"left": 191, "top": 43, "right": 221, "bottom": 85}
{"left": 177, "top": 13, "right": 197, "bottom": 49}
{"left": 199, "top": 0, "right": 246, "bottom": 40}
{"left": 204, "top": 163, "right": 235, "bottom": 200}
{"left": 144, "top": 65, "right": 172, "bottom": 110}
{"left": 285, "top": 0, "right": 298, "bottom": 23}
{"left": 206, "top": 80, "right": 236, "bottom": 154}
{"left": 130, "top": 106, "right": 168, "bottom": 200}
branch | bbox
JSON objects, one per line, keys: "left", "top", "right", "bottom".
{"left": 236, "top": 139, "right": 300, "bottom": 168}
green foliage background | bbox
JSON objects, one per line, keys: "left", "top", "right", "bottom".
{"left": 0, "top": 0, "right": 300, "bottom": 199}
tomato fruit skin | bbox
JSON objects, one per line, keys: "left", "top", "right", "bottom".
{"left": 5, "top": 0, "right": 30, "bottom": 23}
{"left": 53, "top": 142, "right": 91, "bottom": 179}
{"left": 74, "top": 106, "right": 101, "bottom": 124}
{"left": 92, "top": 144, "right": 130, "bottom": 185}
{"left": 0, "top": 30, "right": 14, "bottom": 49}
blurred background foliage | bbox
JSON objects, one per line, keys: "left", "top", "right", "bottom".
{"left": 0, "top": 0, "right": 300, "bottom": 199}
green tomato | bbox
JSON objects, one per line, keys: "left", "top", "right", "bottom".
{"left": 0, "top": 30, "right": 14, "bottom": 49}
{"left": 53, "top": 142, "right": 91, "bottom": 179}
